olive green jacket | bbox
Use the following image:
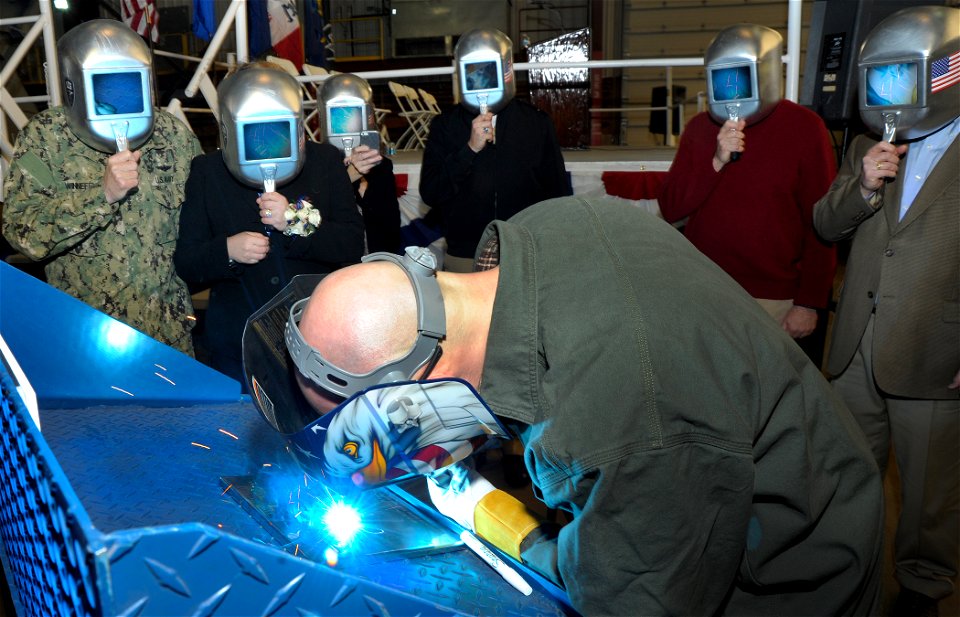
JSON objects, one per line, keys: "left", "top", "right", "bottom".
{"left": 478, "top": 196, "right": 883, "bottom": 616}
{"left": 2, "top": 107, "right": 201, "bottom": 354}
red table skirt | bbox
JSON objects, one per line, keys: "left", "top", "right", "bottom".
{"left": 601, "top": 171, "right": 667, "bottom": 201}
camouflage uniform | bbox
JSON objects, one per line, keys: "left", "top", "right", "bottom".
{"left": 2, "top": 107, "right": 201, "bottom": 355}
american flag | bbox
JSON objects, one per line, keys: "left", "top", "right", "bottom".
{"left": 121, "top": 0, "right": 160, "bottom": 44}
{"left": 930, "top": 50, "right": 959, "bottom": 93}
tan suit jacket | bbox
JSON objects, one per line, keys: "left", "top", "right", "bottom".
{"left": 814, "top": 132, "right": 959, "bottom": 399}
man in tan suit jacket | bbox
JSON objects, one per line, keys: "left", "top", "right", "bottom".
{"left": 813, "top": 10, "right": 958, "bottom": 616}
{"left": 815, "top": 127, "right": 959, "bottom": 617}
{"left": 813, "top": 11, "right": 959, "bottom": 613}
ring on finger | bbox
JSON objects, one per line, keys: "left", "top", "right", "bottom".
{"left": 265, "top": 209, "right": 272, "bottom": 218}
{"left": 875, "top": 161, "right": 882, "bottom": 170}
{"left": 483, "top": 127, "right": 490, "bottom": 133}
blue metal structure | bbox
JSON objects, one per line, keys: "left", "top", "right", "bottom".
{"left": 0, "top": 264, "right": 576, "bottom": 616}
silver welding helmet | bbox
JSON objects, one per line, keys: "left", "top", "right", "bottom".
{"left": 858, "top": 5, "right": 960, "bottom": 142}
{"left": 319, "top": 73, "right": 377, "bottom": 153}
{"left": 705, "top": 24, "right": 783, "bottom": 126}
{"left": 455, "top": 29, "right": 516, "bottom": 115}
{"left": 58, "top": 19, "right": 154, "bottom": 153}
{"left": 218, "top": 67, "right": 305, "bottom": 189}
{"left": 242, "top": 247, "right": 508, "bottom": 491}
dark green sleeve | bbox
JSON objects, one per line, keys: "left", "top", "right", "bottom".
{"left": 1, "top": 110, "right": 118, "bottom": 260}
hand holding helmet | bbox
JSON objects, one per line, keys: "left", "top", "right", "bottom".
{"left": 427, "top": 461, "right": 497, "bottom": 531}
{"left": 713, "top": 118, "right": 746, "bottom": 170}
{"left": 102, "top": 150, "right": 142, "bottom": 204}
{"left": 257, "top": 191, "right": 289, "bottom": 232}
{"left": 469, "top": 113, "right": 495, "bottom": 152}
{"left": 859, "top": 141, "right": 908, "bottom": 197}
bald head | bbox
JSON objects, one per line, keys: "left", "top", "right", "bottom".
{"left": 299, "top": 261, "right": 419, "bottom": 375}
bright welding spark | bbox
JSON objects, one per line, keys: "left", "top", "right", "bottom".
{"left": 154, "top": 372, "right": 176, "bottom": 386}
{"left": 322, "top": 501, "right": 363, "bottom": 547}
{"left": 191, "top": 442, "right": 211, "bottom": 450}
{"left": 154, "top": 364, "right": 167, "bottom": 371}
{"left": 110, "top": 385, "right": 135, "bottom": 397}
{"left": 324, "top": 547, "right": 339, "bottom": 567}
{"left": 218, "top": 428, "right": 239, "bottom": 440}
{"left": 221, "top": 484, "right": 233, "bottom": 496}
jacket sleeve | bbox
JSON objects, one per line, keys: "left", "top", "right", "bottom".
{"left": 419, "top": 112, "right": 478, "bottom": 211}
{"left": 518, "top": 446, "right": 753, "bottom": 616}
{"left": 357, "top": 158, "right": 402, "bottom": 254}
{"left": 793, "top": 117, "right": 838, "bottom": 308}
{"left": 813, "top": 135, "right": 886, "bottom": 242}
{"left": 657, "top": 115, "right": 726, "bottom": 223}
{"left": 174, "top": 155, "right": 236, "bottom": 285}
{"left": 283, "top": 146, "right": 365, "bottom": 265}
{"left": 1, "top": 115, "right": 120, "bottom": 260}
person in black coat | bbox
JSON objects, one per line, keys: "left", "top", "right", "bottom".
{"left": 419, "top": 98, "right": 570, "bottom": 272}
{"left": 174, "top": 141, "right": 364, "bottom": 383}
{"left": 345, "top": 144, "right": 402, "bottom": 255}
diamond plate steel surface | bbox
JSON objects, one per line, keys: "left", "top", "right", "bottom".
{"left": 3, "top": 373, "right": 576, "bottom": 615}
{"left": 0, "top": 365, "right": 104, "bottom": 617}
{"left": 103, "top": 523, "right": 469, "bottom": 616}
{"left": 40, "top": 402, "right": 283, "bottom": 541}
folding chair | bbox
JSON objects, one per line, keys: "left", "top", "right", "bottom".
{"left": 268, "top": 55, "right": 320, "bottom": 140}
{"left": 418, "top": 88, "right": 442, "bottom": 115}
{"left": 403, "top": 85, "right": 439, "bottom": 148}
{"left": 388, "top": 81, "right": 432, "bottom": 150}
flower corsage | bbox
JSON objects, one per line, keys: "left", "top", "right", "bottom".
{"left": 283, "top": 196, "right": 322, "bottom": 237}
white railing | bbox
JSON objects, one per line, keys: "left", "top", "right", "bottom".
{"left": 0, "top": 0, "right": 60, "bottom": 160}
{"left": 2, "top": 0, "right": 805, "bottom": 156}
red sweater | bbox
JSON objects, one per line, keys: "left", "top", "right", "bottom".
{"left": 658, "top": 101, "right": 837, "bottom": 308}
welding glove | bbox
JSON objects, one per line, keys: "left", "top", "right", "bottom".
{"left": 428, "top": 461, "right": 542, "bottom": 561}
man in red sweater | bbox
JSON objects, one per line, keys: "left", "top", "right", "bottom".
{"left": 659, "top": 24, "right": 836, "bottom": 349}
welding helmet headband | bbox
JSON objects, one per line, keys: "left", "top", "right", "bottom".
{"left": 243, "top": 248, "right": 505, "bottom": 490}
{"left": 858, "top": 5, "right": 960, "bottom": 141}
{"left": 58, "top": 19, "right": 155, "bottom": 153}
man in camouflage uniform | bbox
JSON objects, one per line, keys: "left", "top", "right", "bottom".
{"left": 2, "top": 21, "right": 200, "bottom": 355}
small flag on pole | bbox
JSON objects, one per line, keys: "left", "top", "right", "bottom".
{"left": 121, "top": 0, "right": 160, "bottom": 44}
{"left": 249, "top": 0, "right": 304, "bottom": 69}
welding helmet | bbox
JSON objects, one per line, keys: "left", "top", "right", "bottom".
{"left": 455, "top": 29, "right": 516, "bottom": 115}
{"left": 218, "top": 66, "right": 306, "bottom": 189}
{"left": 858, "top": 5, "right": 959, "bottom": 142}
{"left": 705, "top": 24, "right": 783, "bottom": 126}
{"left": 58, "top": 19, "right": 154, "bottom": 153}
{"left": 319, "top": 73, "right": 376, "bottom": 153}
{"left": 242, "top": 247, "right": 509, "bottom": 491}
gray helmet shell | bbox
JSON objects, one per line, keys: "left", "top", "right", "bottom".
{"left": 319, "top": 73, "right": 375, "bottom": 139}
{"left": 705, "top": 24, "right": 783, "bottom": 126}
{"left": 454, "top": 29, "right": 516, "bottom": 115}
{"left": 859, "top": 6, "right": 960, "bottom": 141}
{"left": 57, "top": 20, "right": 154, "bottom": 152}
{"left": 218, "top": 67, "right": 306, "bottom": 189}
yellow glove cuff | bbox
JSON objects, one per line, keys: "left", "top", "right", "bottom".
{"left": 473, "top": 489, "right": 541, "bottom": 561}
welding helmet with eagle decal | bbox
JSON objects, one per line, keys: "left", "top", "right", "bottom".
{"left": 242, "top": 247, "right": 508, "bottom": 491}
